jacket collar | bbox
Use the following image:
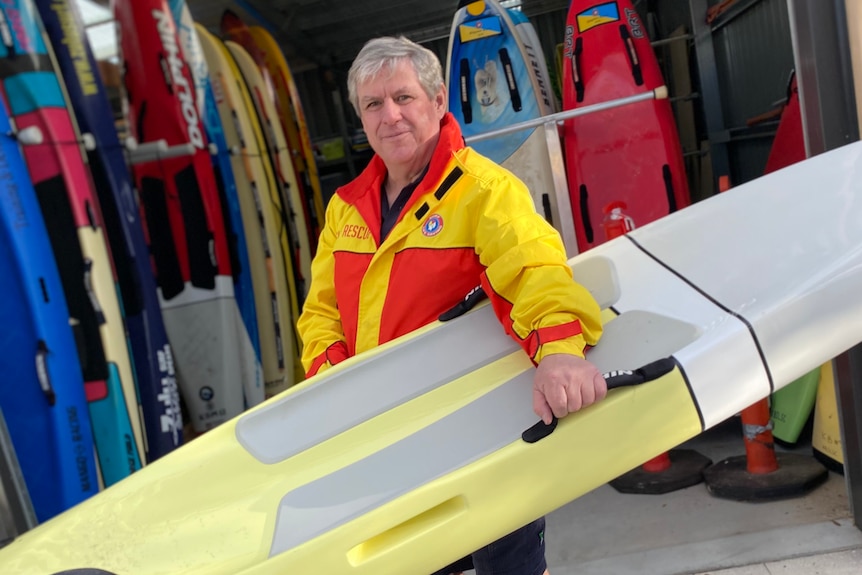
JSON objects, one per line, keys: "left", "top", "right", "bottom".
{"left": 337, "top": 113, "right": 465, "bottom": 243}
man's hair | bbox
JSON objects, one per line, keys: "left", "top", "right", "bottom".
{"left": 347, "top": 36, "right": 444, "bottom": 115}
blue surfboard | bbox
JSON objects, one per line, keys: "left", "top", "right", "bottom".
{"left": 0, "top": 98, "right": 99, "bottom": 523}
{"left": 34, "top": 0, "right": 185, "bottom": 461}
{"left": 445, "top": 0, "right": 553, "bottom": 163}
{"left": 2, "top": 0, "right": 151, "bottom": 488}
{"left": 444, "top": 0, "right": 572, "bottom": 242}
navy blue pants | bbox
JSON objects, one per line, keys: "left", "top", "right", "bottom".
{"left": 431, "top": 517, "right": 547, "bottom": 575}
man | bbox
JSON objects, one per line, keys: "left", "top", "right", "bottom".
{"left": 297, "top": 35, "right": 606, "bottom": 575}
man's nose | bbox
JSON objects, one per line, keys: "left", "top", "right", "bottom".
{"left": 380, "top": 98, "right": 401, "bottom": 122}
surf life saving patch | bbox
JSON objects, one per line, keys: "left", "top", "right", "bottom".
{"left": 422, "top": 214, "right": 444, "bottom": 237}
{"left": 459, "top": 15, "right": 502, "bottom": 43}
{"left": 577, "top": 2, "right": 620, "bottom": 33}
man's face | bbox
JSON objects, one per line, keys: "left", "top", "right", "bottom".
{"left": 356, "top": 59, "right": 446, "bottom": 173}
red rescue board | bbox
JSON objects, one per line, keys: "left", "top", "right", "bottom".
{"left": 562, "top": 0, "right": 690, "bottom": 251}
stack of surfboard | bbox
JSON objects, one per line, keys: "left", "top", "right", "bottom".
{"left": 0, "top": 0, "right": 154, "bottom": 523}
{"left": 196, "top": 19, "right": 303, "bottom": 398}
{"left": 0, "top": 0, "right": 323, "bottom": 526}
{"left": 169, "top": 0, "right": 265, "bottom": 411}
{"left": 222, "top": 10, "right": 326, "bottom": 256}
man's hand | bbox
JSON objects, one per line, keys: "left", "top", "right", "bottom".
{"left": 533, "top": 353, "right": 607, "bottom": 424}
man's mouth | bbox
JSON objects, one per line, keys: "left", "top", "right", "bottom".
{"left": 382, "top": 131, "right": 409, "bottom": 140}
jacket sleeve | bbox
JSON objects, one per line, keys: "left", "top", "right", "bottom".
{"left": 296, "top": 200, "right": 350, "bottom": 378}
{"left": 469, "top": 165, "right": 603, "bottom": 363}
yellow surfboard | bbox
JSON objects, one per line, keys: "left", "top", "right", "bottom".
{"left": 227, "top": 39, "right": 312, "bottom": 299}
{"left": 812, "top": 361, "right": 844, "bottom": 471}
{"left": 197, "top": 27, "right": 299, "bottom": 397}
{"left": 247, "top": 25, "right": 326, "bottom": 245}
{"left": 226, "top": 40, "right": 305, "bottom": 388}
{"left": 0, "top": 296, "right": 697, "bottom": 575}
{"left": 80, "top": 226, "right": 147, "bottom": 479}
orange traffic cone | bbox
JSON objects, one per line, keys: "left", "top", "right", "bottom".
{"left": 703, "top": 398, "right": 828, "bottom": 501}
{"left": 702, "top": 175, "right": 828, "bottom": 501}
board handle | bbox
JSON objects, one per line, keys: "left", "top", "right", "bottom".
{"left": 571, "top": 36, "right": 584, "bottom": 103}
{"left": 663, "top": 164, "right": 678, "bottom": 213}
{"left": 139, "top": 176, "right": 185, "bottom": 300}
{"left": 578, "top": 184, "right": 593, "bottom": 245}
{"left": 346, "top": 496, "right": 468, "bottom": 567}
{"left": 498, "top": 48, "right": 522, "bottom": 112}
{"left": 458, "top": 59, "right": 472, "bottom": 124}
{"left": 35, "top": 340, "right": 56, "bottom": 406}
{"left": 175, "top": 166, "right": 217, "bottom": 290}
{"left": 619, "top": 25, "right": 644, "bottom": 86}
{"left": 521, "top": 358, "right": 677, "bottom": 443}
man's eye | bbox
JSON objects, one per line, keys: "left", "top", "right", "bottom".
{"left": 365, "top": 101, "right": 380, "bottom": 110}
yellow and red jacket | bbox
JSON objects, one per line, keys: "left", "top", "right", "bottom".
{"left": 298, "top": 113, "right": 602, "bottom": 377}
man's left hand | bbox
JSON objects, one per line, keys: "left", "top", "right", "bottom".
{"left": 533, "top": 354, "right": 607, "bottom": 425}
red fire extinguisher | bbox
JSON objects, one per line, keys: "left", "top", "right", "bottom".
{"left": 602, "top": 201, "right": 635, "bottom": 240}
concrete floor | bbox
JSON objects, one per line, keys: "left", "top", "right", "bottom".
{"left": 450, "top": 416, "right": 862, "bottom": 574}
{"left": 690, "top": 548, "right": 862, "bottom": 575}
{"left": 541, "top": 417, "right": 862, "bottom": 575}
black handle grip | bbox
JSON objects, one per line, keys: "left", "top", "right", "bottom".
{"left": 522, "top": 357, "right": 676, "bottom": 443}
{"left": 499, "top": 48, "right": 522, "bottom": 112}
{"left": 572, "top": 36, "right": 584, "bottom": 103}
{"left": 579, "top": 184, "right": 593, "bottom": 244}
{"left": 662, "top": 164, "right": 677, "bottom": 213}
{"left": 459, "top": 58, "right": 472, "bottom": 125}
{"left": 35, "top": 340, "right": 56, "bottom": 406}
{"left": 541, "top": 193, "right": 553, "bottom": 225}
{"left": 620, "top": 25, "right": 643, "bottom": 86}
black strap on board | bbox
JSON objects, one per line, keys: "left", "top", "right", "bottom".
{"left": 498, "top": 48, "right": 522, "bottom": 112}
{"left": 620, "top": 25, "right": 644, "bottom": 86}
{"left": 175, "top": 164, "right": 216, "bottom": 290}
{"left": 579, "top": 184, "right": 593, "bottom": 244}
{"left": 140, "top": 175, "right": 184, "bottom": 300}
{"left": 34, "top": 175, "right": 108, "bottom": 383}
{"left": 573, "top": 36, "right": 584, "bottom": 103}
{"left": 663, "top": 164, "right": 678, "bottom": 212}
{"left": 459, "top": 58, "right": 472, "bottom": 124}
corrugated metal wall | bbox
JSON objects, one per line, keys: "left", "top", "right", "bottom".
{"left": 648, "top": 0, "right": 796, "bottom": 190}
{"left": 711, "top": 0, "right": 796, "bottom": 185}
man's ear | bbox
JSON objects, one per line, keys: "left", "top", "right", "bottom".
{"left": 435, "top": 85, "right": 448, "bottom": 117}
